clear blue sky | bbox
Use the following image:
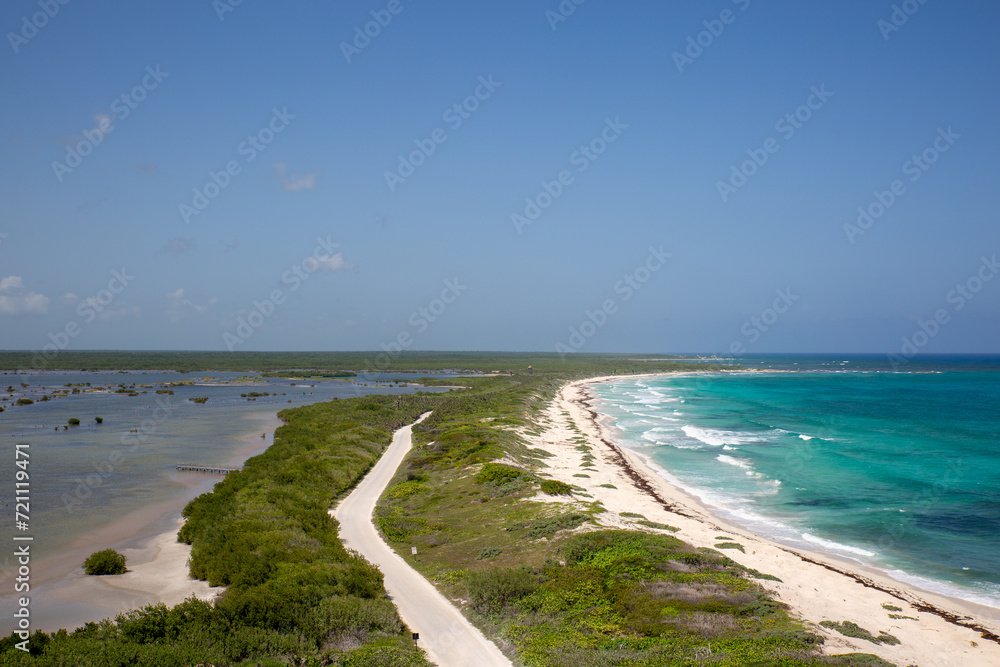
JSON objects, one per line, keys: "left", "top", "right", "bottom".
{"left": 1, "top": 0, "right": 998, "bottom": 356}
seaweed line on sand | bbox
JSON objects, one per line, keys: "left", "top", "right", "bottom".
{"left": 575, "top": 383, "right": 1000, "bottom": 647}
{"left": 573, "top": 395, "right": 697, "bottom": 520}
{"left": 792, "top": 553, "right": 1000, "bottom": 645}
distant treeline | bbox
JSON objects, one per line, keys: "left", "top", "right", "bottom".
{"left": 260, "top": 370, "right": 357, "bottom": 379}
{"left": 0, "top": 350, "right": 716, "bottom": 374}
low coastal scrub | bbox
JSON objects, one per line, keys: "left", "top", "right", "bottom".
{"left": 82, "top": 549, "right": 127, "bottom": 575}
{"left": 539, "top": 479, "right": 573, "bottom": 495}
{"left": 475, "top": 462, "right": 528, "bottom": 486}
{"left": 636, "top": 519, "right": 680, "bottom": 532}
{"left": 505, "top": 512, "right": 590, "bottom": 539}
{"left": 384, "top": 480, "right": 428, "bottom": 499}
{"left": 820, "top": 620, "right": 901, "bottom": 646}
{"left": 0, "top": 355, "right": 891, "bottom": 666}
{"left": 373, "top": 370, "right": 897, "bottom": 666}
{"left": 2, "top": 394, "right": 438, "bottom": 666}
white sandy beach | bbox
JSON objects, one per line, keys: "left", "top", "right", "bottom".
{"left": 15, "top": 378, "right": 1000, "bottom": 665}
{"left": 520, "top": 375, "right": 1000, "bottom": 667}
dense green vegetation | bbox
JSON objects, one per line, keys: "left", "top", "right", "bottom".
{"left": 465, "top": 530, "right": 849, "bottom": 666}
{"left": 0, "top": 354, "right": 897, "bottom": 665}
{"left": 261, "top": 370, "right": 357, "bottom": 379}
{"left": 1, "top": 393, "right": 440, "bottom": 666}
{"left": 371, "top": 371, "right": 898, "bottom": 666}
{"left": 0, "top": 349, "right": 708, "bottom": 373}
{"left": 82, "top": 550, "right": 127, "bottom": 576}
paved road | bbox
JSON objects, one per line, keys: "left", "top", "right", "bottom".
{"left": 332, "top": 412, "right": 512, "bottom": 667}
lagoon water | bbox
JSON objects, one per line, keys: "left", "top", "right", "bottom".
{"left": 592, "top": 355, "right": 1000, "bottom": 609}
{"left": 0, "top": 371, "right": 450, "bottom": 583}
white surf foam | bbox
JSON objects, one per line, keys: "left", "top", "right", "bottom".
{"left": 802, "top": 533, "right": 876, "bottom": 558}
{"left": 640, "top": 427, "right": 699, "bottom": 449}
{"left": 717, "top": 454, "right": 753, "bottom": 470}
{"left": 885, "top": 569, "right": 1000, "bottom": 610}
{"left": 682, "top": 425, "right": 763, "bottom": 447}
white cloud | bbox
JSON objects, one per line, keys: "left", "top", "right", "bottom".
{"left": 272, "top": 162, "right": 319, "bottom": 192}
{"left": 0, "top": 276, "right": 50, "bottom": 316}
{"left": 314, "top": 253, "right": 354, "bottom": 271}
{"left": 163, "top": 238, "right": 194, "bottom": 255}
{"left": 166, "top": 288, "right": 215, "bottom": 322}
{"left": 59, "top": 293, "right": 78, "bottom": 306}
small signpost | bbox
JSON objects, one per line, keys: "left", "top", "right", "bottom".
{"left": 411, "top": 546, "right": 418, "bottom": 556}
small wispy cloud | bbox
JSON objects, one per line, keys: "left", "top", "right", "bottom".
{"left": 273, "top": 162, "right": 319, "bottom": 192}
{"left": 315, "top": 253, "right": 354, "bottom": 271}
{"left": 166, "top": 288, "right": 217, "bottom": 322}
{"left": 162, "top": 237, "right": 194, "bottom": 255}
{"left": 0, "top": 276, "right": 51, "bottom": 316}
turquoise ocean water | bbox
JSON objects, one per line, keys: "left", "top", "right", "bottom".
{"left": 592, "top": 355, "right": 1000, "bottom": 609}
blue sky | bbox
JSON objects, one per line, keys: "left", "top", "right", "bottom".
{"left": 1, "top": 0, "right": 998, "bottom": 356}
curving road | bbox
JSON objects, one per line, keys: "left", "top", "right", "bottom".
{"left": 331, "top": 413, "right": 512, "bottom": 667}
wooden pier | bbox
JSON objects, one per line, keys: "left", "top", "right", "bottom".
{"left": 176, "top": 464, "right": 241, "bottom": 475}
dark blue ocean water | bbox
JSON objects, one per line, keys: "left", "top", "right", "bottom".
{"left": 592, "top": 355, "right": 1000, "bottom": 608}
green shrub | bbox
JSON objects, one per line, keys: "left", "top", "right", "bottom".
{"left": 539, "top": 479, "right": 573, "bottom": 495}
{"left": 506, "top": 512, "right": 588, "bottom": 539}
{"left": 463, "top": 568, "right": 539, "bottom": 615}
{"left": 189, "top": 396, "right": 209, "bottom": 404}
{"left": 303, "top": 597, "right": 402, "bottom": 644}
{"left": 377, "top": 512, "right": 434, "bottom": 542}
{"left": 83, "top": 549, "right": 127, "bottom": 575}
{"left": 16, "top": 398, "right": 33, "bottom": 405}
{"left": 67, "top": 418, "right": 81, "bottom": 426}
{"left": 477, "top": 546, "right": 502, "bottom": 560}
{"left": 95, "top": 416, "right": 103, "bottom": 424}
{"left": 385, "top": 481, "right": 428, "bottom": 499}
{"left": 820, "top": 620, "right": 900, "bottom": 645}
{"left": 475, "top": 463, "right": 526, "bottom": 486}
{"left": 635, "top": 519, "right": 679, "bottom": 532}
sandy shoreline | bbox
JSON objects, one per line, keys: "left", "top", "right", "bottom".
{"left": 523, "top": 374, "right": 1000, "bottom": 667}
{"left": 6, "top": 410, "right": 284, "bottom": 634}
